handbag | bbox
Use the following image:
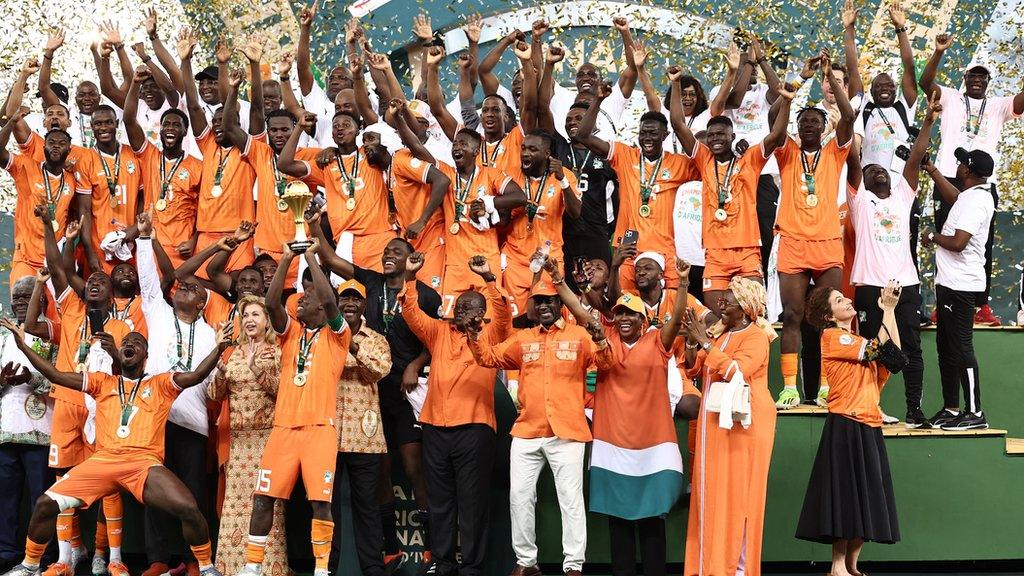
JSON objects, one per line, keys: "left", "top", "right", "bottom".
{"left": 876, "top": 325, "right": 909, "bottom": 374}
{"left": 705, "top": 361, "right": 752, "bottom": 429}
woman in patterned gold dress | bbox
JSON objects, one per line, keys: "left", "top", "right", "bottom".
{"left": 208, "top": 295, "right": 289, "bottom": 576}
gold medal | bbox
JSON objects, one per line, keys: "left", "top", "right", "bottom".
{"left": 806, "top": 194, "right": 819, "bottom": 208}
{"left": 155, "top": 198, "right": 168, "bottom": 211}
{"left": 277, "top": 199, "right": 289, "bottom": 212}
{"left": 638, "top": 204, "right": 651, "bottom": 218}
{"left": 293, "top": 372, "right": 307, "bottom": 386}
{"left": 345, "top": 197, "right": 356, "bottom": 211}
{"left": 210, "top": 184, "right": 223, "bottom": 198}
{"left": 715, "top": 208, "right": 728, "bottom": 222}
{"left": 449, "top": 221, "right": 460, "bottom": 235}
{"left": 75, "top": 362, "right": 86, "bottom": 373}
{"left": 116, "top": 425, "right": 130, "bottom": 439}
{"left": 51, "top": 219, "right": 59, "bottom": 232}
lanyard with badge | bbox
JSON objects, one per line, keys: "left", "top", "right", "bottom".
{"left": 41, "top": 163, "right": 66, "bottom": 232}
{"left": 335, "top": 150, "right": 360, "bottom": 211}
{"left": 480, "top": 135, "right": 505, "bottom": 167}
{"left": 157, "top": 153, "right": 184, "bottom": 212}
{"left": 381, "top": 285, "right": 400, "bottom": 334}
{"left": 800, "top": 148, "right": 821, "bottom": 208}
{"left": 293, "top": 327, "right": 322, "bottom": 386}
{"left": 451, "top": 168, "right": 476, "bottom": 235}
{"left": 713, "top": 155, "right": 737, "bottom": 222}
{"left": 567, "top": 147, "right": 592, "bottom": 176}
{"left": 638, "top": 153, "right": 664, "bottom": 218}
{"left": 963, "top": 93, "right": 987, "bottom": 143}
{"left": 524, "top": 175, "right": 547, "bottom": 231}
{"left": 79, "top": 114, "right": 95, "bottom": 148}
{"left": 95, "top": 146, "right": 122, "bottom": 206}
{"left": 111, "top": 296, "right": 135, "bottom": 322}
{"left": 116, "top": 374, "right": 146, "bottom": 439}
{"left": 272, "top": 154, "right": 289, "bottom": 212}
{"left": 211, "top": 147, "right": 230, "bottom": 198}
{"left": 173, "top": 319, "right": 196, "bottom": 371}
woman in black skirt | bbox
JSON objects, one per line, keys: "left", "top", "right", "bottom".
{"left": 796, "top": 282, "right": 902, "bottom": 576}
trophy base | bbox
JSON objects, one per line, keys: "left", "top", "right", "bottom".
{"left": 288, "top": 240, "right": 314, "bottom": 254}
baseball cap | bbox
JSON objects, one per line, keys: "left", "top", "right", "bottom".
{"left": 406, "top": 99, "right": 429, "bottom": 121}
{"left": 195, "top": 66, "right": 219, "bottom": 81}
{"left": 529, "top": 279, "right": 559, "bottom": 298}
{"left": 611, "top": 292, "right": 646, "bottom": 316}
{"left": 965, "top": 58, "right": 991, "bottom": 76}
{"left": 954, "top": 147, "right": 994, "bottom": 178}
{"left": 336, "top": 279, "right": 366, "bottom": 298}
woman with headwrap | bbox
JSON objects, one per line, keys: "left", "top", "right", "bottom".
{"left": 589, "top": 259, "right": 701, "bottom": 576}
{"left": 681, "top": 276, "right": 777, "bottom": 576}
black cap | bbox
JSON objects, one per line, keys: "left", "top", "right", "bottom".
{"left": 35, "top": 82, "right": 69, "bottom": 104}
{"left": 195, "top": 66, "right": 219, "bottom": 81}
{"left": 954, "top": 147, "right": 994, "bottom": 178}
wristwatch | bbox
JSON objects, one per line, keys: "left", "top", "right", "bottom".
{"left": 701, "top": 341, "right": 712, "bottom": 352}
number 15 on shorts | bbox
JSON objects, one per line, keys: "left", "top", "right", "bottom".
{"left": 256, "top": 469, "right": 272, "bottom": 493}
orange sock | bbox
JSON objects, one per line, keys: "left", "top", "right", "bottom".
{"left": 24, "top": 538, "right": 48, "bottom": 568}
{"left": 103, "top": 494, "right": 124, "bottom": 550}
{"left": 70, "top": 513, "right": 82, "bottom": 550}
{"left": 310, "top": 519, "right": 334, "bottom": 571}
{"left": 781, "top": 353, "right": 798, "bottom": 388}
{"left": 190, "top": 542, "right": 213, "bottom": 570}
{"left": 244, "top": 534, "right": 268, "bottom": 566}
{"left": 55, "top": 512, "right": 73, "bottom": 544}
{"left": 94, "top": 520, "right": 108, "bottom": 554}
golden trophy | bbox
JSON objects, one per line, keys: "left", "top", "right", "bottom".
{"left": 282, "top": 181, "right": 314, "bottom": 253}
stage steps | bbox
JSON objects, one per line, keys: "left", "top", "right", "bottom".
{"left": 1005, "top": 437, "right": 1024, "bottom": 455}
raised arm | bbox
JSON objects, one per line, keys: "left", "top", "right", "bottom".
{"left": 604, "top": 243, "right": 634, "bottom": 312}
{"left": 145, "top": 8, "right": 185, "bottom": 94}
{"left": 296, "top": 0, "right": 319, "bottom": 96}
{"left": 514, "top": 41, "right": 538, "bottom": 132}
{"left": 668, "top": 68, "right": 696, "bottom": 155}
{"left": 537, "top": 47, "right": 563, "bottom": 133}
{"left": 265, "top": 245, "right": 296, "bottom": 332}
{"left": 103, "top": 23, "right": 135, "bottom": 94}
{"left": 922, "top": 162, "right": 960, "bottom": 206}
{"left": 904, "top": 91, "right": 938, "bottom": 188}
{"left": 131, "top": 42, "right": 179, "bottom": 108}
{"left": 175, "top": 324, "right": 233, "bottom": 388}
{"left": 239, "top": 36, "right": 267, "bottom": 135}
{"left": 875, "top": 281, "right": 902, "bottom": 349}
{"left": 763, "top": 85, "right": 795, "bottom": 155}
{"left": 94, "top": 42, "right": 127, "bottom": 108}
{"left": 221, "top": 70, "right": 251, "bottom": 151}
{"left": 309, "top": 212, "right": 355, "bottom": 278}
{"left": 841, "top": 0, "right": 864, "bottom": 98}
{"left": 550, "top": 159, "right": 581, "bottom": 219}
{"left": 887, "top": 1, "right": 917, "bottom": 105}
{"left": 37, "top": 205, "right": 71, "bottom": 297}
{"left": 7, "top": 60, "right": 40, "bottom": 145}
{"left": 38, "top": 29, "right": 66, "bottom": 109}
{"left": 175, "top": 236, "right": 228, "bottom": 291}
{"left": 1, "top": 319, "right": 83, "bottom": 390}
{"left": 276, "top": 111, "right": 313, "bottom": 176}
{"left": 479, "top": 31, "right": 520, "bottom": 97}
{"left": 574, "top": 83, "right": 612, "bottom": 158}
{"left": 0, "top": 108, "right": 23, "bottom": 172}
{"left": 750, "top": 37, "right": 782, "bottom": 103}
{"left": 724, "top": 44, "right": 754, "bottom": 110}
{"left": 709, "top": 45, "right": 741, "bottom": 117}
{"left": 919, "top": 33, "right": 952, "bottom": 97}
{"left": 822, "top": 52, "right": 855, "bottom": 146}
{"left": 23, "top": 269, "right": 53, "bottom": 340}
{"left": 177, "top": 28, "right": 208, "bottom": 137}
{"left": 352, "top": 54, "right": 380, "bottom": 126}
{"left": 122, "top": 68, "right": 148, "bottom": 151}
{"left": 660, "top": 260, "right": 691, "bottom": 350}
{"left": 407, "top": 166, "right": 451, "bottom": 240}
{"left": 611, "top": 17, "right": 638, "bottom": 97}
{"left": 277, "top": 52, "right": 303, "bottom": 116}
{"left": 634, "top": 42, "right": 662, "bottom": 112}
{"left": 389, "top": 99, "right": 436, "bottom": 163}
{"left": 304, "top": 238, "right": 341, "bottom": 321}
{"left": 462, "top": 15, "right": 482, "bottom": 99}
{"left": 424, "top": 47, "right": 459, "bottom": 141}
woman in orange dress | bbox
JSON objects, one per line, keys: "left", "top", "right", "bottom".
{"left": 208, "top": 295, "right": 290, "bottom": 576}
{"left": 682, "top": 277, "right": 777, "bottom": 576}
{"left": 795, "top": 283, "right": 902, "bottom": 576}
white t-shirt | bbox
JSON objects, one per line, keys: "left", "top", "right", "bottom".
{"left": 662, "top": 110, "right": 711, "bottom": 153}
{"left": 709, "top": 83, "right": 779, "bottom": 175}
{"left": 936, "top": 86, "right": 1020, "bottom": 177}
{"left": 673, "top": 181, "right": 704, "bottom": 266}
{"left": 935, "top": 183, "right": 995, "bottom": 291}
{"left": 551, "top": 83, "right": 628, "bottom": 141}
{"left": 849, "top": 175, "right": 919, "bottom": 287}
{"left": 860, "top": 95, "right": 918, "bottom": 172}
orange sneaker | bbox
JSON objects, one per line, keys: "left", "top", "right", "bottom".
{"left": 141, "top": 563, "right": 169, "bottom": 576}
{"left": 107, "top": 561, "right": 130, "bottom": 576}
{"left": 974, "top": 304, "right": 1001, "bottom": 326}
{"left": 42, "top": 563, "right": 72, "bottom": 576}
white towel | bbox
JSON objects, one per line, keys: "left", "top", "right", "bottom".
{"left": 101, "top": 230, "right": 133, "bottom": 262}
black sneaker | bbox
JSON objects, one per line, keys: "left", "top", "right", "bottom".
{"left": 905, "top": 408, "right": 932, "bottom": 429}
{"left": 929, "top": 408, "right": 960, "bottom": 428}
{"left": 941, "top": 411, "right": 988, "bottom": 431}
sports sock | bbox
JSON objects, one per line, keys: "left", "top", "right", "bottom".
{"left": 781, "top": 353, "right": 798, "bottom": 389}
{"left": 56, "top": 511, "right": 74, "bottom": 563}
{"left": 244, "top": 534, "right": 268, "bottom": 567}
{"left": 311, "top": 519, "right": 334, "bottom": 572}
{"left": 189, "top": 542, "right": 213, "bottom": 571}
{"left": 24, "top": 538, "right": 49, "bottom": 569}
{"left": 103, "top": 495, "right": 124, "bottom": 562}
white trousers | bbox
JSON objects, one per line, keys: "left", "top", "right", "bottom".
{"left": 509, "top": 436, "right": 587, "bottom": 572}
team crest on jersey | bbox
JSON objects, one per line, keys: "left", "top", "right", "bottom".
{"left": 661, "top": 169, "right": 670, "bottom": 179}
{"left": 323, "top": 470, "right": 334, "bottom": 484}
{"left": 410, "top": 158, "right": 422, "bottom": 168}
{"left": 141, "top": 386, "right": 152, "bottom": 400}
{"left": 546, "top": 186, "right": 555, "bottom": 198}
{"left": 839, "top": 334, "right": 854, "bottom": 345}
{"left": 126, "top": 161, "right": 136, "bottom": 174}
{"left": 593, "top": 159, "right": 603, "bottom": 169}
{"left": 178, "top": 170, "right": 190, "bottom": 180}
{"left": 431, "top": 276, "right": 441, "bottom": 288}
{"left": 477, "top": 185, "right": 487, "bottom": 196}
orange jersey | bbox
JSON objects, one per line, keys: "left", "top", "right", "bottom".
{"left": 820, "top": 328, "right": 889, "bottom": 427}
{"left": 301, "top": 147, "right": 392, "bottom": 240}
{"left": 111, "top": 295, "right": 147, "bottom": 338}
{"left": 608, "top": 142, "right": 695, "bottom": 258}
{"left": 81, "top": 145, "right": 144, "bottom": 241}
{"left": 53, "top": 288, "right": 131, "bottom": 406}
{"left": 774, "top": 137, "right": 851, "bottom": 241}
{"left": 83, "top": 371, "right": 181, "bottom": 459}
{"left": 3, "top": 153, "right": 89, "bottom": 266}
{"left": 635, "top": 289, "right": 710, "bottom": 327}
{"left": 248, "top": 137, "right": 320, "bottom": 253}
{"left": 476, "top": 125, "right": 524, "bottom": 180}
{"left": 135, "top": 141, "right": 201, "bottom": 251}
{"left": 437, "top": 163, "right": 512, "bottom": 266}
{"left": 273, "top": 317, "right": 352, "bottom": 428}
{"left": 390, "top": 149, "right": 444, "bottom": 252}
{"left": 691, "top": 142, "right": 768, "bottom": 249}
{"left": 196, "top": 128, "right": 257, "bottom": 233}
{"left": 503, "top": 171, "right": 578, "bottom": 263}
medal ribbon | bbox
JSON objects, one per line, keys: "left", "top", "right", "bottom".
{"left": 41, "top": 164, "right": 66, "bottom": 222}
{"left": 159, "top": 153, "right": 184, "bottom": 202}
{"left": 800, "top": 148, "right": 822, "bottom": 196}
{"left": 95, "top": 146, "right": 122, "bottom": 199}
{"left": 962, "top": 94, "right": 987, "bottom": 137}
{"left": 117, "top": 374, "right": 145, "bottom": 428}
{"left": 524, "top": 176, "right": 545, "bottom": 225}
{"left": 639, "top": 153, "right": 664, "bottom": 206}
{"left": 334, "top": 150, "right": 361, "bottom": 199}
{"left": 480, "top": 135, "right": 505, "bottom": 167}
{"left": 272, "top": 154, "right": 287, "bottom": 199}
{"left": 213, "top": 147, "right": 230, "bottom": 186}
{"left": 714, "top": 155, "right": 737, "bottom": 209}
{"left": 173, "top": 318, "right": 196, "bottom": 370}
{"left": 381, "top": 285, "right": 400, "bottom": 334}
{"left": 296, "top": 327, "right": 322, "bottom": 376}
{"left": 568, "top": 147, "right": 592, "bottom": 176}
{"left": 454, "top": 169, "right": 476, "bottom": 224}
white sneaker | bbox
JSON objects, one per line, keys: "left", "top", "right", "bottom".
{"left": 91, "top": 554, "right": 108, "bottom": 576}
{"left": 880, "top": 410, "right": 900, "bottom": 425}
{"left": 1017, "top": 309, "right": 1024, "bottom": 326}
{"left": 3, "top": 565, "right": 40, "bottom": 576}
{"left": 312, "top": 569, "right": 330, "bottom": 576}
{"left": 232, "top": 566, "right": 262, "bottom": 576}
{"left": 70, "top": 547, "right": 89, "bottom": 571}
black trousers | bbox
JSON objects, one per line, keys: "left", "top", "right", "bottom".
{"left": 935, "top": 285, "right": 982, "bottom": 413}
{"left": 801, "top": 318, "right": 822, "bottom": 402}
{"left": 607, "top": 516, "right": 666, "bottom": 576}
{"left": 422, "top": 424, "right": 495, "bottom": 576}
{"left": 330, "top": 452, "right": 385, "bottom": 576}
{"left": 0, "top": 444, "right": 56, "bottom": 565}
{"left": 855, "top": 284, "right": 925, "bottom": 413}
{"left": 145, "top": 422, "right": 208, "bottom": 564}
{"left": 934, "top": 181, "right": 998, "bottom": 306}
{"left": 756, "top": 174, "right": 780, "bottom": 278}
{"left": 687, "top": 265, "right": 705, "bottom": 300}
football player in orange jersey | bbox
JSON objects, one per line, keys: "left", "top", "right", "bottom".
{"left": 0, "top": 321, "right": 228, "bottom": 576}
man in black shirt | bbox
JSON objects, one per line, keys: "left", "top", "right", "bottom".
{"left": 312, "top": 224, "right": 439, "bottom": 572}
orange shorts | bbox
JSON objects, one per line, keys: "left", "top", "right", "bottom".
{"left": 412, "top": 237, "right": 446, "bottom": 289}
{"left": 340, "top": 230, "right": 399, "bottom": 274}
{"left": 501, "top": 256, "right": 537, "bottom": 319}
{"left": 617, "top": 252, "right": 679, "bottom": 293}
{"left": 439, "top": 257, "right": 503, "bottom": 318}
{"left": 196, "top": 233, "right": 255, "bottom": 278}
{"left": 256, "top": 425, "right": 337, "bottom": 502}
{"left": 48, "top": 454, "right": 159, "bottom": 507}
{"left": 9, "top": 260, "right": 40, "bottom": 288}
{"left": 49, "top": 401, "right": 93, "bottom": 470}
{"left": 776, "top": 236, "right": 844, "bottom": 276}
{"left": 702, "top": 247, "right": 762, "bottom": 291}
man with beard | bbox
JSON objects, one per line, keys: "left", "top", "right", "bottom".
{"left": 38, "top": 29, "right": 103, "bottom": 147}
{"left": 772, "top": 55, "right": 856, "bottom": 409}
{"left": 401, "top": 252, "right": 511, "bottom": 576}
{"left": 124, "top": 67, "right": 203, "bottom": 268}
{"left": 278, "top": 110, "right": 396, "bottom": 273}
{"left": 0, "top": 322, "right": 228, "bottom": 576}
{"left": 920, "top": 32, "right": 1024, "bottom": 326}
{"left": 574, "top": 83, "right": 695, "bottom": 291}
{"left": 180, "top": 33, "right": 257, "bottom": 276}
{"left": 599, "top": 247, "right": 712, "bottom": 329}
{"left": 310, "top": 233, "right": 440, "bottom": 573}
{"left": 468, "top": 259, "right": 612, "bottom": 576}
{"left": 132, "top": 212, "right": 218, "bottom": 576}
